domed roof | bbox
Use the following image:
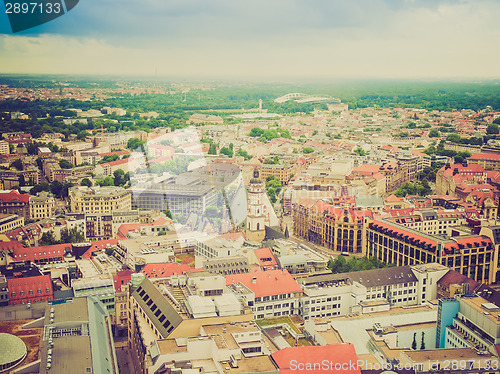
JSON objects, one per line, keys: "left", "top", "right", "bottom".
{"left": 0, "top": 333, "right": 27, "bottom": 371}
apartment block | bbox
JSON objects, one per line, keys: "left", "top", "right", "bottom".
{"left": 293, "top": 199, "right": 369, "bottom": 254}
{"left": 69, "top": 186, "right": 132, "bottom": 214}
{"left": 226, "top": 269, "right": 302, "bottom": 319}
{"left": 367, "top": 219, "right": 496, "bottom": 283}
{"left": 30, "top": 191, "right": 56, "bottom": 220}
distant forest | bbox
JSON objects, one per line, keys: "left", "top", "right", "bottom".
{"left": 1, "top": 76, "right": 499, "bottom": 138}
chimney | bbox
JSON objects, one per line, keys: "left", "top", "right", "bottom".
{"left": 252, "top": 277, "right": 257, "bottom": 284}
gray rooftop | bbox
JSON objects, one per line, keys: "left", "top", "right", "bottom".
{"left": 304, "top": 265, "right": 418, "bottom": 288}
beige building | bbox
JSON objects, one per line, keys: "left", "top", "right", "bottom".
{"left": 0, "top": 140, "right": 9, "bottom": 155}
{"left": 69, "top": 186, "right": 132, "bottom": 214}
{"left": 469, "top": 152, "right": 500, "bottom": 171}
{"left": 30, "top": 191, "right": 56, "bottom": 220}
{"left": 0, "top": 213, "right": 24, "bottom": 233}
{"left": 128, "top": 275, "right": 253, "bottom": 374}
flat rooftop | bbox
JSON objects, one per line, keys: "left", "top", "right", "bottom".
{"left": 461, "top": 296, "right": 500, "bottom": 325}
{"left": 223, "top": 354, "right": 277, "bottom": 374}
{"left": 403, "top": 347, "right": 494, "bottom": 361}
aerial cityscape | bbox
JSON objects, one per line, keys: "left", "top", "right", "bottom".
{"left": 1, "top": 1, "right": 500, "bottom": 374}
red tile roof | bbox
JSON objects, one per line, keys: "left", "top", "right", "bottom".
{"left": 218, "top": 232, "right": 246, "bottom": 241}
{"left": 113, "top": 269, "right": 134, "bottom": 291}
{"left": 385, "top": 194, "right": 403, "bottom": 203}
{"left": 437, "top": 269, "right": 480, "bottom": 291}
{"left": 8, "top": 274, "right": 53, "bottom": 305}
{"left": 226, "top": 269, "right": 301, "bottom": 298}
{"left": 254, "top": 247, "right": 278, "bottom": 269}
{"left": 0, "top": 240, "right": 25, "bottom": 252}
{"left": 470, "top": 153, "right": 500, "bottom": 161}
{"left": 0, "top": 190, "right": 29, "bottom": 203}
{"left": 271, "top": 344, "right": 361, "bottom": 374}
{"left": 82, "top": 239, "right": 120, "bottom": 259}
{"left": 351, "top": 164, "right": 380, "bottom": 175}
{"left": 12, "top": 243, "right": 70, "bottom": 262}
{"left": 141, "top": 262, "right": 192, "bottom": 278}
{"left": 103, "top": 158, "right": 129, "bottom": 167}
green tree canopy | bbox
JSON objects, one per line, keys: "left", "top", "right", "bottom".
{"left": 303, "top": 147, "right": 315, "bottom": 154}
{"left": 59, "top": 159, "right": 73, "bottom": 169}
{"left": 428, "top": 129, "right": 441, "bottom": 138}
{"left": 487, "top": 123, "right": 500, "bottom": 135}
{"left": 80, "top": 178, "right": 92, "bottom": 187}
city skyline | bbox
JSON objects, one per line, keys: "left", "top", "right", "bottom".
{"left": 0, "top": 0, "right": 499, "bottom": 79}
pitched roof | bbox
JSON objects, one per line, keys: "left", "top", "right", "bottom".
{"left": 7, "top": 274, "right": 53, "bottom": 303}
{"left": 0, "top": 240, "right": 25, "bottom": 252}
{"left": 470, "top": 153, "right": 500, "bottom": 161}
{"left": 12, "top": 243, "right": 71, "bottom": 262}
{"left": 254, "top": 247, "right": 277, "bottom": 268}
{"left": 82, "top": 239, "right": 120, "bottom": 259}
{"left": 385, "top": 194, "right": 403, "bottom": 203}
{"left": 271, "top": 344, "right": 361, "bottom": 374}
{"left": 103, "top": 158, "right": 129, "bottom": 167}
{"left": 141, "top": 262, "right": 192, "bottom": 278}
{"left": 0, "top": 190, "right": 29, "bottom": 203}
{"left": 438, "top": 269, "right": 480, "bottom": 291}
{"left": 113, "top": 269, "right": 134, "bottom": 291}
{"left": 226, "top": 269, "right": 301, "bottom": 298}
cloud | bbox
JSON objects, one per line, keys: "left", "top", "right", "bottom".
{"left": 0, "top": 0, "right": 499, "bottom": 79}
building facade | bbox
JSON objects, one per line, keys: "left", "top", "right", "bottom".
{"left": 69, "top": 186, "right": 132, "bottom": 214}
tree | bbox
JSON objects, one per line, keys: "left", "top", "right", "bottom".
{"left": 59, "top": 159, "right": 73, "bottom": 169}
{"left": 50, "top": 181, "right": 63, "bottom": 197}
{"left": 98, "top": 154, "right": 120, "bottom": 164}
{"left": 80, "top": 178, "right": 92, "bottom": 187}
{"left": 208, "top": 143, "right": 217, "bottom": 155}
{"left": 236, "top": 148, "right": 252, "bottom": 160}
{"left": 220, "top": 146, "right": 233, "bottom": 157}
{"left": 30, "top": 182, "right": 51, "bottom": 195}
{"left": 163, "top": 209, "right": 173, "bottom": 219}
{"left": 420, "top": 332, "right": 425, "bottom": 350}
{"left": 61, "top": 182, "right": 74, "bottom": 198}
{"left": 446, "top": 133, "right": 461, "bottom": 143}
{"left": 328, "top": 256, "right": 347, "bottom": 274}
{"left": 428, "top": 129, "right": 441, "bottom": 138}
{"left": 303, "top": 147, "right": 314, "bottom": 154}
{"left": 10, "top": 159, "right": 23, "bottom": 171}
{"left": 354, "top": 147, "right": 366, "bottom": 156}
{"left": 264, "top": 155, "right": 280, "bottom": 164}
{"left": 249, "top": 127, "right": 264, "bottom": 137}
{"left": 487, "top": 123, "right": 500, "bottom": 135}
{"left": 40, "top": 231, "right": 59, "bottom": 246}
{"left": 96, "top": 176, "right": 114, "bottom": 186}
{"left": 113, "top": 169, "right": 125, "bottom": 186}
{"left": 77, "top": 130, "right": 90, "bottom": 140}
{"left": 412, "top": 333, "right": 417, "bottom": 350}
{"left": 61, "top": 227, "right": 85, "bottom": 243}
{"left": 127, "top": 138, "right": 145, "bottom": 151}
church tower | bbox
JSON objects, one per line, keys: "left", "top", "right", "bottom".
{"left": 246, "top": 169, "right": 266, "bottom": 242}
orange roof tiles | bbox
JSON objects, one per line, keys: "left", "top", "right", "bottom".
{"left": 272, "top": 344, "right": 361, "bottom": 374}
{"left": 0, "top": 190, "right": 29, "bottom": 203}
{"left": 225, "top": 269, "right": 301, "bottom": 298}
{"left": 470, "top": 153, "right": 500, "bottom": 161}
{"left": 141, "top": 262, "right": 192, "bottom": 278}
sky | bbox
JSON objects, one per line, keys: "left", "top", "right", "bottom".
{"left": 0, "top": 0, "right": 499, "bottom": 80}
